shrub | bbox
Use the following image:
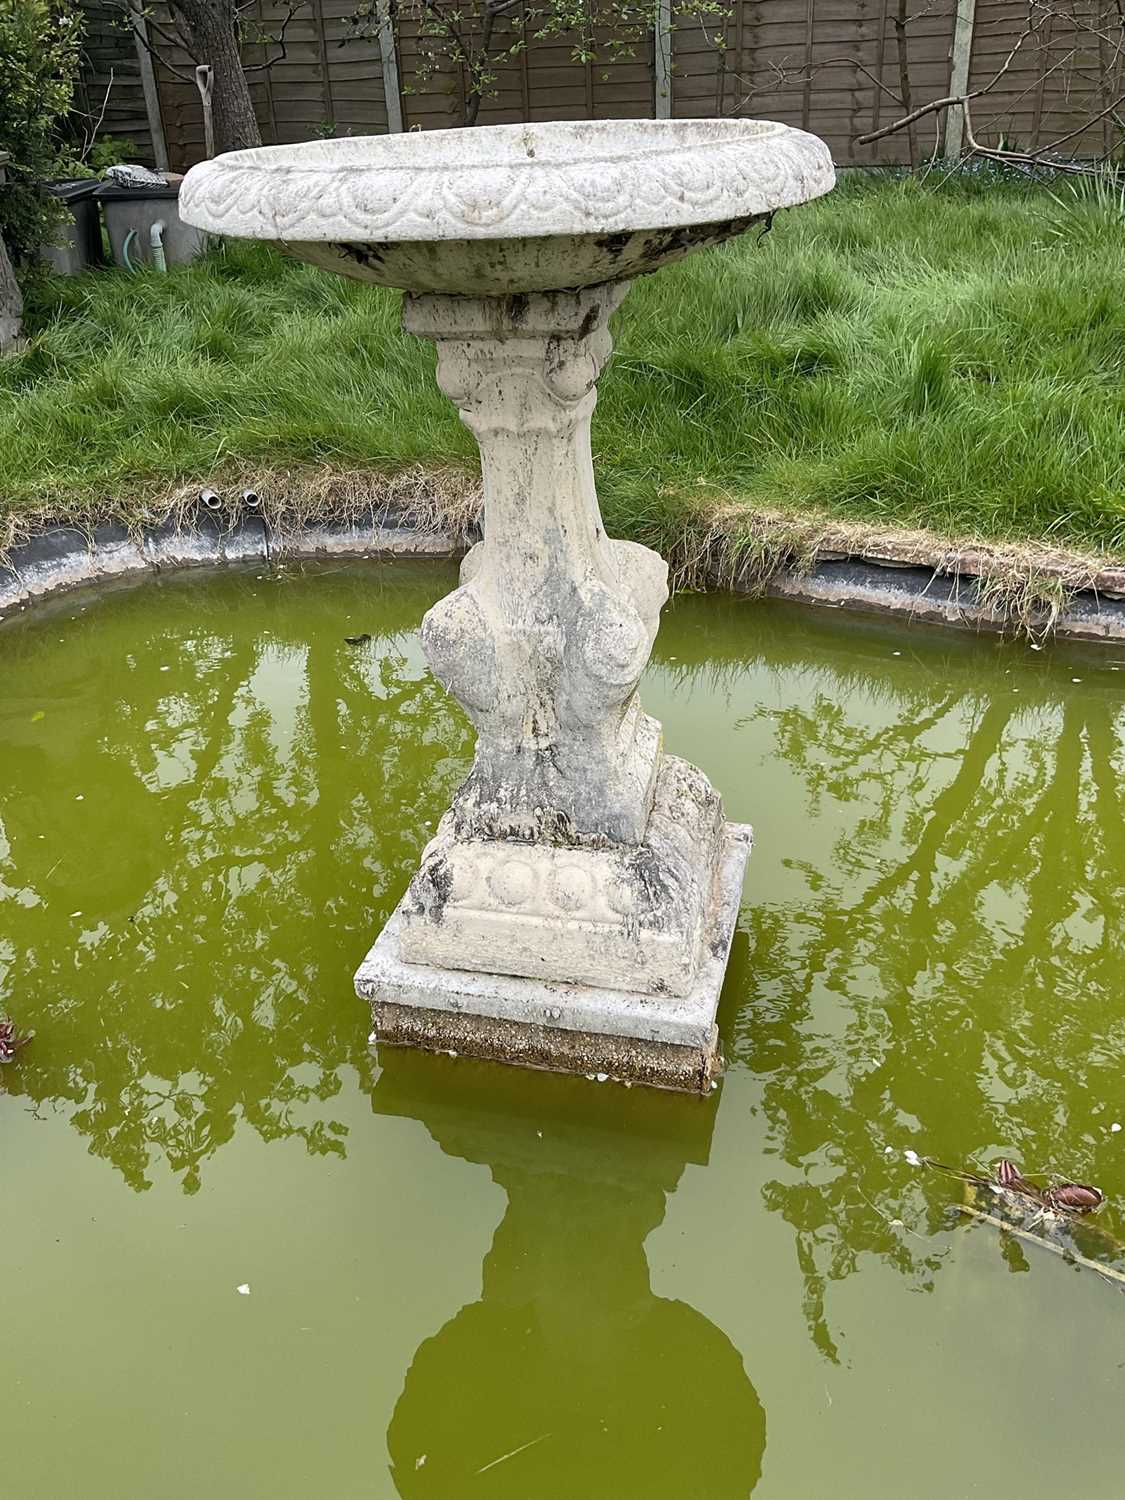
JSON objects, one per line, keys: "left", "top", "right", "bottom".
{"left": 0, "top": 0, "right": 84, "bottom": 265}
{"left": 53, "top": 134, "right": 139, "bottom": 180}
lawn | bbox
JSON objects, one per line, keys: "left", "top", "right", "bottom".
{"left": 2, "top": 171, "right": 1124, "bottom": 569}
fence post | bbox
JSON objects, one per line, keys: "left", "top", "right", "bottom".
{"left": 129, "top": 0, "right": 170, "bottom": 170}
{"left": 377, "top": 0, "right": 405, "bottom": 132}
{"left": 942, "top": 0, "right": 977, "bottom": 158}
{"left": 654, "top": 0, "right": 672, "bottom": 117}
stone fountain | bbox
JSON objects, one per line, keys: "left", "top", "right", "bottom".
{"left": 180, "top": 119, "right": 834, "bottom": 1093}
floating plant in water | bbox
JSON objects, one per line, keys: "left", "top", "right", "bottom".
{"left": 926, "top": 1155, "right": 1106, "bottom": 1221}
{"left": 993, "top": 1158, "right": 1105, "bottom": 1216}
{"left": 0, "top": 1018, "right": 33, "bottom": 1063}
{"left": 919, "top": 1154, "right": 1125, "bottom": 1290}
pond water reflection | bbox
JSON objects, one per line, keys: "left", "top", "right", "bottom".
{"left": 0, "top": 562, "right": 1122, "bottom": 1497}
{"left": 376, "top": 1057, "right": 765, "bottom": 1496}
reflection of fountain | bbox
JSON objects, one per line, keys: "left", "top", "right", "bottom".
{"left": 181, "top": 120, "right": 834, "bottom": 1090}
{"left": 371, "top": 1053, "right": 765, "bottom": 1496}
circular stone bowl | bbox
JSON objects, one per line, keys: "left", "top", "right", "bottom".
{"left": 180, "top": 119, "right": 835, "bottom": 295}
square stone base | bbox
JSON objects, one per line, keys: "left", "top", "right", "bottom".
{"left": 398, "top": 756, "right": 734, "bottom": 998}
{"left": 355, "top": 822, "right": 751, "bottom": 1094}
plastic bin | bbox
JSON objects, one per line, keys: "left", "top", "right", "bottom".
{"left": 40, "top": 179, "right": 105, "bottom": 275}
{"left": 94, "top": 179, "right": 207, "bottom": 270}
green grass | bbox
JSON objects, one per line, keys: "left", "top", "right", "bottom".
{"left": 2, "top": 171, "right": 1124, "bottom": 560}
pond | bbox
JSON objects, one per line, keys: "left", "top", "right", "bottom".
{"left": 1, "top": 561, "right": 1123, "bottom": 1498}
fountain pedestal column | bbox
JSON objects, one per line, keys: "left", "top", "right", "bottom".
{"left": 355, "top": 285, "right": 752, "bottom": 1090}
{"left": 177, "top": 115, "right": 837, "bottom": 1091}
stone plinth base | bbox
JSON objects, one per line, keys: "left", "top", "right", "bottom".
{"left": 356, "top": 822, "right": 751, "bottom": 1094}
{"left": 399, "top": 756, "right": 730, "bottom": 999}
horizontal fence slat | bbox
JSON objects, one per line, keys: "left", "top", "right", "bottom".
{"left": 78, "top": 0, "right": 1118, "bottom": 171}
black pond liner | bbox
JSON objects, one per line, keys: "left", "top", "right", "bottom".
{"left": 1, "top": 514, "right": 1123, "bottom": 643}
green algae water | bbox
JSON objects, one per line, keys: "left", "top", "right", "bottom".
{"left": 1, "top": 561, "right": 1123, "bottom": 1498}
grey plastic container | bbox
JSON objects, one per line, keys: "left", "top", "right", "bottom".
{"left": 40, "top": 180, "right": 105, "bottom": 276}
{"left": 94, "top": 181, "right": 207, "bottom": 270}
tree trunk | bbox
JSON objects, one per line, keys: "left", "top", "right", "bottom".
{"left": 893, "top": 0, "right": 917, "bottom": 164}
{"left": 0, "top": 231, "right": 24, "bottom": 356}
{"left": 172, "top": 0, "right": 262, "bottom": 153}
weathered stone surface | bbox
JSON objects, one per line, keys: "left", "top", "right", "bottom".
{"left": 0, "top": 563, "right": 24, "bottom": 614}
{"left": 400, "top": 756, "right": 727, "bottom": 996}
{"left": 13, "top": 528, "right": 118, "bottom": 598}
{"left": 293, "top": 218, "right": 770, "bottom": 297}
{"left": 178, "top": 119, "right": 830, "bottom": 1079}
{"left": 287, "top": 521, "right": 461, "bottom": 559}
{"left": 358, "top": 822, "right": 751, "bottom": 1092}
{"left": 0, "top": 232, "right": 24, "bottom": 356}
{"left": 0, "top": 149, "right": 23, "bottom": 357}
{"left": 143, "top": 514, "right": 268, "bottom": 570}
{"left": 390, "top": 284, "right": 745, "bottom": 998}
{"left": 369, "top": 1003, "right": 720, "bottom": 1094}
{"left": 405, "top": 285, "right": 665, "bottom": 849}
{"left": 0, "top": 517, "right": 467, "bottom": 621}
{"left": 179, "top": 119, "right": 836, "bottom": 294}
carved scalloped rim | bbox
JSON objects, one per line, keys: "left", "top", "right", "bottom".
{"left": 179, "top": 119, "right": 835, "bottom": 245}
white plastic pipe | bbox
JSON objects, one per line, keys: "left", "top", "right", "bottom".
{"left": 149, "top": 219, "right": 167, "bottom": 273}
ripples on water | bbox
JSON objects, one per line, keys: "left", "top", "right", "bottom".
{"left": 1, "top": 562, "right": 1122, "bottom": 1497}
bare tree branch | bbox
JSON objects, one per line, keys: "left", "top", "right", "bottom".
{"left": 70, "top": 64, "right": 117, "bottom": 158}
{"left": 140, "top": 6, "right": 196, "bottom": 55}
{"left": 856, "top": 15, "right": 1041, "bottom": 146}
{"left": 747, "top": 0, "right": 1123, "bottom": 167}
{"left": 965, "top": 87, "right": 1125, "bottom": 165}
{"left": 244, "top": 2, "right": 299, "bottom": 70}
{"left": 131, "top": 13, "right": 198, "bottom": 82}
{"left": 84, "top": 68, "right": 116, "bottom": 154}
{"left": 894, "top": 0, "right": 917, "bottom": 160}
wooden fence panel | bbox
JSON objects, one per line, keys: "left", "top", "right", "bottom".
{"left": 147, "top": 0, "right": 391, "bottom": 168}
{"left": 75, "top": 0, "right": 155, "bottom": 161}
{"left": 78, "top": 0, "right": 1121, "bottom": 172}
{"left": 968, "top": 0, "right": 1118, "bottom": 156}
{"left": 320, "top": 0, "right": 390, "bottom": 138}
{"left": 393, "top": 8, "right": 656, "bottom": 130}
{"left": 676, "top": 0, "right": 959, "bottom": 164}
{"left": 523, "top": 37, "right": 592, "bottom": 122}
{"left": 395, "top": 10, "right": 468, "bottom": 129}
